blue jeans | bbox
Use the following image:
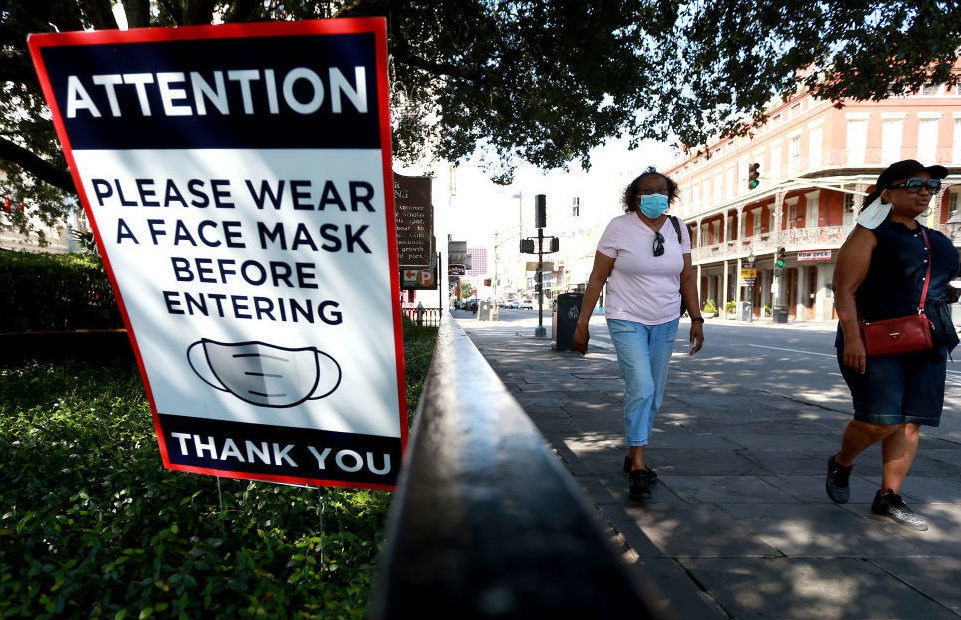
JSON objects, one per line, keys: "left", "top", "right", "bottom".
{"left": 607, "top": 318, "right": 679, "bottom": 446}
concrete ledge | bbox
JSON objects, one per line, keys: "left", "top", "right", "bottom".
{"left": 368, "top": 313, "right": 673, "bottom": 619}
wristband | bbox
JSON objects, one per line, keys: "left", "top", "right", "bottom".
{"left": 690, "top": 317, "right": 705, "bottom": 323}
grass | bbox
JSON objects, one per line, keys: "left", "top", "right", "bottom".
{"left": 0, "top": 321, "right": 437, "bottom": 619}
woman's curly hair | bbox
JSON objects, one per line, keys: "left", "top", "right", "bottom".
{"left": 622, "top": 166, "right": 680, "bottom": 213}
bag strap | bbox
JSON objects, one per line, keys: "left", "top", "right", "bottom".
{"left": 668, "top": 215, "right": 682, "bottom": 244}
{"left": 918, "top": 227, "right": 932, "bottom": 313}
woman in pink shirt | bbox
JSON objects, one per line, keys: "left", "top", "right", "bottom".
{"left": 573, "top": 168, "right": 704, "bottom": 500}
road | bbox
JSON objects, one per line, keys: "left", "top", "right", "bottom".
{"left": 485, "top": 308, "right": 961, "bottom": 443}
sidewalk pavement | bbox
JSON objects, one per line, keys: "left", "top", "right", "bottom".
{"left": 453, "top": 310, "right": 961, "bottom": 620}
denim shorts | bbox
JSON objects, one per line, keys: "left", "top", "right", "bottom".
{"left": 836, "top": 346, "right": 947, "bottom": 426}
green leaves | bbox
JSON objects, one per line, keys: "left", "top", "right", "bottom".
{"left": 654, "top": 0, "right": 961, "bottom": 150}
{"left": 0, "top": 251, "right": 120, "bottom": 332}
{"left": 0, "top": 321, "right": 435, "bottom": 617}
{"left": 2, "top": 0, "right": 959, "bottom": 214}
{"left": 0, "top": 362, "right": 379, "bottom": 617}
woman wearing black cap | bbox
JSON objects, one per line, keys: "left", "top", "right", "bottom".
{"left": 825, "top": 159, "right": 958, "bottom": 531}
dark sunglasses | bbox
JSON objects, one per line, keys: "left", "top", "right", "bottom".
{"left": 653, "top": 231, "right": 665, "bottom": 257}
{"left": 887, "top": 178, "right": 942, "bottom": 194}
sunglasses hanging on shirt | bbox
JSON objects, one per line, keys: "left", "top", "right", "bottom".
{"left": 653, "top": 231, "right": 665, "bottom": 257}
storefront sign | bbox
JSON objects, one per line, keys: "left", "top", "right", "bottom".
{"left": 798, "top": 250, "right": 832, "bottom": 262}
{"left": 394, "top": 173, "right": 433, "bottom": 267}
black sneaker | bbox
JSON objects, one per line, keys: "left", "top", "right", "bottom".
{"left": 622, "top": 457, "right": 658, "bottom": 484}
{"left": 871, "top": 490, "right": 928, "bottom": 531}
{"left": 825, "top": 454, "right": 852, "bottom": 504}
{"left": 628, "top": 469, "right": 652, "bottom": 500}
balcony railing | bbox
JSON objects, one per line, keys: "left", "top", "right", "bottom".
{"left": 692, "top": 222, "right": 961, "bottom": 264}
{"left": 692, "top": 225, "right": 850, "bottom": 262}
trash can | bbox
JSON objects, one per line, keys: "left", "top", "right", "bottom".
{"left": 478, "top": 300, "right": 493, "bottom": 321}
{"left": 737, "top": 301, "right": 752, "bottom": 321}
{"left": 552, "top": 293, "right": 584, "bottom": 351}
{"left": 773, "top": 306, "right": 789, "bottom": 324}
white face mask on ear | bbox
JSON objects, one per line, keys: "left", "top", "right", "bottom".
{"left": 856, "top": 196, "right": 892, "bottom": 230}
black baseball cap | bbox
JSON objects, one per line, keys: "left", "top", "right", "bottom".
{"left": 876, "top": 159, "right": 949, "bottom": 191}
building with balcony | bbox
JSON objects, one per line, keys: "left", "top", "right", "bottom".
{"left": 0, "top": 200, "right": 84, "bottom": 254}
{"left": 663, "top": 82, "right": 961, "bottom": 322}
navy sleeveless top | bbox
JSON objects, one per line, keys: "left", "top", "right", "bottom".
{"left": 843, "top": 219, "right": 960, "bottom": 351}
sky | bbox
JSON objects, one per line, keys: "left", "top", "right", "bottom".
{"left": 401, "top": 138, "right": 680, "bottom": 251}
{"left": 394, "top": 142, "right": 675, "bottom": 248}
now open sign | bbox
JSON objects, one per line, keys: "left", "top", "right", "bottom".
{"left": 28, "top": 19, "right": 407, "bottom": 491}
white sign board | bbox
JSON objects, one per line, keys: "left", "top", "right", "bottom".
{"left": 798, "top": 250, "right": 832, "bottom": 262}
{"left": 29, "top": 19, "right": 406, "bottom": 491}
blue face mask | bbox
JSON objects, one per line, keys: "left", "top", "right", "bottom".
{"left": 639, "top": 193, "right": 669, "bottom": 218}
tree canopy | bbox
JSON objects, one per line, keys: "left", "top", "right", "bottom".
{"left": 1, "top": 0, "right": 959, "bottom": 238}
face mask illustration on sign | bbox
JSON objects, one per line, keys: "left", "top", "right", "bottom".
{"left": 188, "top": 339, "right": 342, "bottom": 408}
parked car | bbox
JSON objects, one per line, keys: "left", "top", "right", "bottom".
{"left": 520, "top": 298, "right": 534, "bottom": 310}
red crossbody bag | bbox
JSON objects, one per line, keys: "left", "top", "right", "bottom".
{"left": 858, "top": 228, "right": 935, "bottom": 357}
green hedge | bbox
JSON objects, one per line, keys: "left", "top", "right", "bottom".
{"left": 0, "top": 250, "right": 122, "bottom": 332}
{"left": 0, "top": 322, "right": 438, "bottom": 618}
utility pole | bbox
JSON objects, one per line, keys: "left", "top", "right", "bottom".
{"left": 534, "top": 195, "right": 547, "bottom": 337}
{"left": 520, "top": 194, "right": 559, "bottom": 338}
{"left": 492, "top": 231, "right": 500, "bottom": 320}
{"left": 535, "top": 223, "right": 546, "bottom": 336}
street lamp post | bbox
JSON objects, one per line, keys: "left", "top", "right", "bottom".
{"left": 492, "top": 231, "right": 500, "bottom": 320}
{"left": 947, "top": 213, "right": 961, "bottom": 244}
{"left": 513, "top": 192, "right": 523, "bottom": 299}
{"left": 947, "top": 215, "right": 961, "bottom": 327}
{"left": 490, "top": 221, "right": 524, "bottom": 322}
{"left": 747, "top": 251, "right": 756, "bottom": 323}
{"left": 514, "top": 192, "right": 523, "bottom": 240}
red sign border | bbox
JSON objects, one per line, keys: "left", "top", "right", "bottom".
{"left": 28, "top": 18, "right": 407, "bottom": 491}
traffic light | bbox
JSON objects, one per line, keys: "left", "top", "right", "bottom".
{"left": 483, "top": 278, "right": 491, "bottom": 286}
{"left": 549, "top": 237, "right": 560, "bottom": 252}
{"left": 774, "top": 247, "right": 786, "bottom": 276}
{"left": 748, "top": 162, "right": 760, "bottom": 190}
{"left": 535, "top": 194, "right": 547, "bottom": 228}
{"left": 520, "top": 239, "right": 535, "bottom": 253}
